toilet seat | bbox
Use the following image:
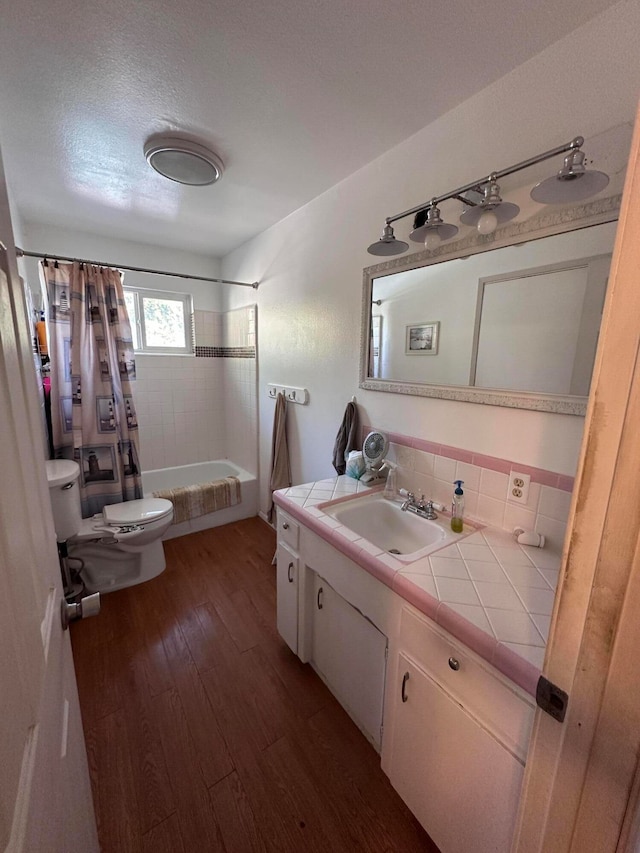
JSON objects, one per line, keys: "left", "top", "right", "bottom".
{"left": 72, "top": 497, "right": 174, "bottom": 544}
{"left": 103, "top": 497, "right": 173, "bottom": 528}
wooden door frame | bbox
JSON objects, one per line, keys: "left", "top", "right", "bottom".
{"left": 513, "top": 100, "right": 640, "bottom": 852}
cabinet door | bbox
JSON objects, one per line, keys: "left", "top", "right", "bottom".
{"left": 388, "top": 654, "right": 524, "bottom": 853}
{"left": 312, "top": 575, "right": 387, "bottom": 749}
{"left": 276, "top": 542, "right": 298, "bottom": 653}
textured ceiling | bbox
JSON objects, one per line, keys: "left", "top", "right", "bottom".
{"left": 0, "top": 0, "right": 623, "bottom": 257}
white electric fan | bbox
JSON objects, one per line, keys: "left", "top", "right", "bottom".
{"left": 361, "top": 430, "right": 389, "bottom": 483}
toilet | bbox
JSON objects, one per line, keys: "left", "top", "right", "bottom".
{"left": 46, "top": 459, "right": 174, "bottom": 594}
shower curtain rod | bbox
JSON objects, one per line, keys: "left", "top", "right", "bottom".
{"left": 15, "top": 247, "right": 259, "bottom": 289}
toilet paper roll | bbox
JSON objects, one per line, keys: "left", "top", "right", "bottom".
{"left": 516, "top": 531, "right": 545, "bottom": 548}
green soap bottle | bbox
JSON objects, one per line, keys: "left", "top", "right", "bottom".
{"left": 451, "top": 480, "right": 464, "bottom": 533}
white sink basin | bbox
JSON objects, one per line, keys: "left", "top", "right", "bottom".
{"left": 322, "top": 492, "right": 460, "bottom": 562}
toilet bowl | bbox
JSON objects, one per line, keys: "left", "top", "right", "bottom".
{"left": 46, "top": 460, "right": 174, "bottom": 594}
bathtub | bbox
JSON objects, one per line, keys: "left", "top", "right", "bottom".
{"left": 142, "top": 460, "right": 258, "bottom": 540}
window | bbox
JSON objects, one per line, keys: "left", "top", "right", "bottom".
{"left": 123, "top": 287, "right": 193, "bottom": 355}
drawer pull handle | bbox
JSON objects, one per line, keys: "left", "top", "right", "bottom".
{"left": 317, "top": 587, "right": 323, "bottom": 610}
{"left": 401, "top": 671, "right": 410, "bottom": 703}
{"left": 287, "top": 562, "right": 294, "bottom": 582}
{"left": 282, "top": 522, "right": 289, "bottom": 530}
{"left": 448, "top": 657, "right": 460, "bottom": 671}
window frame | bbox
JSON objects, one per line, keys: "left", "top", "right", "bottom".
{"left": 123, "top": 286, "right": 194, "bottom": 356}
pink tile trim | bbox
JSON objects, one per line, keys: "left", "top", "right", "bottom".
{"left": 299, "top": 512, "right": 329, "bottom": 541}
{"left": 440, "top": 444, "right": 474, "bottom": 464}
{"left": 358, "top": 549, "right": 398, "bottom": 589}
{"left": 557, "top": 475, "right": 575, "bottom": 493}
{"left": 511, "top": 464, "right": 559, "bottom": 488}
{"left": 411, "top": 437, "right": 442, "bottom": 455}
{"left": 492, "top": 643, "right": 540, "bottom": 696}
{"left": 274, "top": 494, "right": 326, "bottom": 539}
{"left": 393, "top": 573, "right": 440, "bottom": 620}
{"left": 436, "top": 603, "right": 498, "bottom": 663}
{"left": 317, "top": 491, "right": 363, "bottom": 509}
{"left": 329, "top": 530, "right": 364, "bottom": 563}
{"left": 366, "top": 427, "right": 572, "bottom": 489}
{"left": 471, "top": 453, "right": 512, "bottom": 475}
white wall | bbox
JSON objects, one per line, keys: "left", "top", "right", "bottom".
{"left": 20, "top": 222, "right": 223, "bottom": 311}
{"left": 7, "top": 180, "right": 25, "bottom": 249}
{"left": 221, "top": 0, "right": 640, "bottom": 513}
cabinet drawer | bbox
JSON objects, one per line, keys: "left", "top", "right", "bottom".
{"left": 399, "top": 605, "right": 534, "bottom": 759}
{"left": 277, "top": 509, "right": 299, "bottom": 551}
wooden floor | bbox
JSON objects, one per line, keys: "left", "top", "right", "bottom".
{"left": 71, "top": 517, "right": 438, "bottom": 853}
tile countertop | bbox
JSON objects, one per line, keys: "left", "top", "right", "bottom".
{"left": 274, "top": 475, "right": 561, "bottom": 698}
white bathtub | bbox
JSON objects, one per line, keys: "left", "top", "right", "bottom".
{"left": 142, "top": 460, "right": 258, "bottom": 540}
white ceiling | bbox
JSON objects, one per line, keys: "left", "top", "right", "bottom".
{"left": 0, "top": 0, "right": 622, "bottom": 258}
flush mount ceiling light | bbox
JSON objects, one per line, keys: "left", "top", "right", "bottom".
{"left": 367, "top": 135, "right": 609, "bottom": 256}
{"left": 144, "top": 135, "right": 224, "bottom": 186}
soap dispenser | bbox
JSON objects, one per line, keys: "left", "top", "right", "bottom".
{"left": 451, "top": 480, "right": 464, "bottom": 533}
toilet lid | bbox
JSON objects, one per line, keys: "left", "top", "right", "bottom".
{"left": 46, "top": 459, "right": 80, "bottom": 487}
{"left": 103, "top": 498, "right": 173, "bottom": 526}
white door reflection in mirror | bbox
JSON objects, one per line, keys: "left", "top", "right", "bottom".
{"left": 473, "top": 256, "right": 610, "bottom": 395}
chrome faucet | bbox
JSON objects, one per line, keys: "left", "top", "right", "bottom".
{"left": 400, "top": 493, "right": 438, "bottom": 520}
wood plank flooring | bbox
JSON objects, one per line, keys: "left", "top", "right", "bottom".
{"left": 71, "top": 517, "right": 438, "bottom": 852}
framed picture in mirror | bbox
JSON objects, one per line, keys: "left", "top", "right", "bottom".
{"left": 406, "top": 321, "right": 440, "bottom": 355}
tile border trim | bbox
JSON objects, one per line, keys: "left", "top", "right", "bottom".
{"left": 195, "top": 345, "right": 256, "bottom": 359}
{"left": 364, "top": 425, "right": 574, "bottom": 492}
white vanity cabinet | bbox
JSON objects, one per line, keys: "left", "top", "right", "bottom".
{"left": 310, "top": 573, "right": 387, "bottom": 750}
{"left": 382, "top": 605, "right": 535, "bottom": 853}
{"left": 275, "top": 509, "right": 301, "bottom": 654}
{"left": 275, "top": 514, "right": 394, "bottom": 750}
{"left": 274, "top": 502, "right": 537, "bottom": 852}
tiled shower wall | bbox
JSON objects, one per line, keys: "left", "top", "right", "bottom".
{"left": 133, "top": 306, "right": 257, "bottom": 473}
{"left": 377, "top": 429, "right": 573, "bottom": 554}
{"left": 222, "top": 306, "right": 257, "bottom": 474}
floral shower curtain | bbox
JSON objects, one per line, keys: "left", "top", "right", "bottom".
{"left": 43, "top": 260, "right": 143, "bottom": 517}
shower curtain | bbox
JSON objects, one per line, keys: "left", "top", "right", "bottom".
{"left": 42, "top": 260, "right": 143, "bottom": 517}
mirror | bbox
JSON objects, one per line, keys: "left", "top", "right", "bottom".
{"left": 360, "top": 195, "right": 621, "bottom": 415}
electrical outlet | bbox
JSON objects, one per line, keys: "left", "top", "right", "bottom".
{"left": 507, "top": 471, "right": 531, "bottom": 504}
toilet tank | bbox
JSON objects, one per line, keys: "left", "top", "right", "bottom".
{"left": 46, "top": 459, "right": 82, "bottom": 542}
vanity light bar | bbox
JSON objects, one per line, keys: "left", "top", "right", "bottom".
{"left": 367, "top": 135, "right": 608, "bottom": 256}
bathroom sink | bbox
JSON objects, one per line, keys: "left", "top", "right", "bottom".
{"left": 322, "top": 492, "right": 459, "bottom": 562}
